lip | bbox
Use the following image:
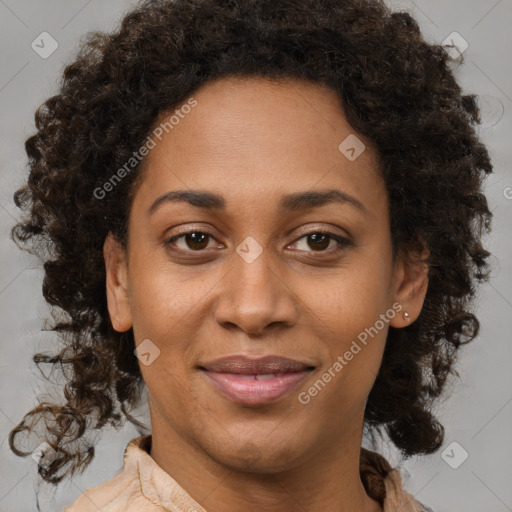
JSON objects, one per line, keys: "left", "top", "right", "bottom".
{"left": 200, "top": 355, "right": 314, "bottom": 374}
{"left": 198, "top": 355, "right": 315, "bottom": 406}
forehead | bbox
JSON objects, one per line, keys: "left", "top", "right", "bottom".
{"left": 134, "top": 76, "right": 386, "bottom": 219}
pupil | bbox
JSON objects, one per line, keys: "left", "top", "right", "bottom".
{"left": 187, "top": 232, "right": 208, "bottom": 250}
{"left": 309, "top": 233, "right": 328, "bottom": 251}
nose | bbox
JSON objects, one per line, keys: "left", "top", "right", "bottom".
{"left": 213, "top": 246, "right": 298, "bottom": 335}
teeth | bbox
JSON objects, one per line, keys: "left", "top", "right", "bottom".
{"left": 225, "top": 372, "right": 289, "bottom": 380}
{"left": 254, "top": 373, "right": 285, "bottom": 380}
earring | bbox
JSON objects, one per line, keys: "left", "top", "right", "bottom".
{"left": 403, "top": 311, "right": 410, "bottom": 321}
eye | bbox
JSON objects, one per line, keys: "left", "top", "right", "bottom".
{"left": 165, "top": 231, "right": 219, "bottom": 251}
{"left": 291, "top": 231, "right": 352, "bottom": 253}
{"left": 164, "top": 229, "right": 352, "bottom": 254}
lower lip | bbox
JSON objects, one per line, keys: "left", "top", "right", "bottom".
{"left": 200, "top": 369, "right": 312, "bottom": 406}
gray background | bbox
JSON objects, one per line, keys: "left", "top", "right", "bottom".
{"left": 1, "top": 1, "right": 511, "bottom": 511}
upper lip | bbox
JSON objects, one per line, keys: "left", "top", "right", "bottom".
{"left": 199, "top": 355, "right": 315, "bottom": 375}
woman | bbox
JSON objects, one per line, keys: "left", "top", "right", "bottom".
{"left": 9, "top": 0, "right": 493, "bottom": 510}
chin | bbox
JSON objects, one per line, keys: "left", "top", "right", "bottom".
{"left": 204, "top": 434, "right": 306, "bottom": 474}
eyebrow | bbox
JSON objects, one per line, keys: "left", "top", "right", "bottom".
{"left": 148, "top": 188, "right": 368, "bottom": 216}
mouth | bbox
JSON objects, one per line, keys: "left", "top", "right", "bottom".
{"left": 198, "top": 355, "right": 316, "bottom": 406}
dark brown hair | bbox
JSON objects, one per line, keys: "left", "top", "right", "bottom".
{"left": 9, "top": 0, "right": 493, "bottom": 484}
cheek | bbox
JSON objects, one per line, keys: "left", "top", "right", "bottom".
{"left": 306, "top": 251, "right": 393, "bottom": 332}
{"left": 127, "top": 262, "right": 204, "bottom": 387}
{"left": 297, "top": 296, "right": 389, "bottom": 435}
{"left": 129, "top": 257, "right": 205, "bottom": 334}
{"left": 300, "top": 250, "right": 393, "bottom": 390}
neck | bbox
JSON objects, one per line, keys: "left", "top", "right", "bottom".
{"left": 149, "top": 412, "right": 383, "bottom": 512}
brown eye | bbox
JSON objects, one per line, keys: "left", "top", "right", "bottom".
{"left": 305, "top": 233, "right": 330, "bottom": 251}
{"left": 166, "top": 231, "right": 215, "bottom": 251}
{"left": 292, "top": 231, "right": 352, "bottom": 253}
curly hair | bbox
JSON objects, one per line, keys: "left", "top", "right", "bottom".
{"left": 9, "top": 0, "right": 493, "bottom": 484}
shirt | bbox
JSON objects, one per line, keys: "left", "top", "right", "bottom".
{"left": 63, "top": 435, "right": 434, "bottom": 512}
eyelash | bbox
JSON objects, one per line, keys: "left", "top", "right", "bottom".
{"left": 164, "top": 229, "right": 352, "bottom": 255}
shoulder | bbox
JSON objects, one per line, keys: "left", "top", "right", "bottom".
{"left": 62, "top": 436, "right": 161, "bottom": 512}
{"left": 62, "top": 470, "right": 136, "bottom": 512}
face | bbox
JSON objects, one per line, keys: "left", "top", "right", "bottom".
{"left": 105, "top": 76, "right": 428, "bottom": 473}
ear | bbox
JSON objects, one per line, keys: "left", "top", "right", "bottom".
{"left": 104, "top": 232, "right": 133, "bottom": 332}
{"left": 389, "top": 244, "right": 430, "bottom": 328}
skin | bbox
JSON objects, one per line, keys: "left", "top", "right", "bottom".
{"left": 104, "top": 76, "right": 429, "bottom": 512}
